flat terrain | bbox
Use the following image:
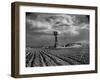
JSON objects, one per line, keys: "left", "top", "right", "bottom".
{"left": 26, "top": 46, "right": 89, "bottom": 67}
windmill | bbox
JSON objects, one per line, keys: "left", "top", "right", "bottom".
{"left": 53, "top": 31, "right": 58, "bottom": 48}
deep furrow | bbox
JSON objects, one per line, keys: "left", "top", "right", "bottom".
{"left": 59, "top": 55, "right": 82, "bottom": 64}
{"left": 32, "top": 51, "right": 43, "bottom": 67}
{"left": 39, "top": 51, "right": 60, "bottom": 66}
{"left": 41, "top": 50, "right": 73, "bottom": 65}
{"left": 50, "top": 53, "right": 81, "bottom": 65}
{"left": 39, "top": 52, "right": 49, "bottom": 66}
{"left": 26, "top": 51, "right": 31, "bottom": 57}
{"left": 68, "top": 56, "right": 85, "bottom": 64}
{"left": 39, "top": 52, "right": 47, "bottom": 66}
{"left": 26, "top": 52, "right": 35, "bottom": 67}
{"left": 40, "top": 50, "right": 70, "bottom": 65}
{"left": 26, "top": 49, "right": 83, "bottom": 67}
{"left": 26, "top": 52, "right": 32, "bottom": 62}
{"left": 30, "top": 52, "right": 36, "bottom": 67}
{"left": 41, "top": 51, "right": 62, "bottom": 65}
{"left": 42, "top": 50, "right": 81, "bottom": 65}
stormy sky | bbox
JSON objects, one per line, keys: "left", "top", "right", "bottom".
{"left": 26, "top": 12, "right": 89, "bottom": 47}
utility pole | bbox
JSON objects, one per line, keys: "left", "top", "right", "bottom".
{"left": 53, "top": 31, "right": 58, "bottom": 48}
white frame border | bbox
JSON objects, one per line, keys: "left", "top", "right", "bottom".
{"left": 19, "top": 5, "right": 96, "bottom": 75}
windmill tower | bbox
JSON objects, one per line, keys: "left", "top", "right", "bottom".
{"left": 53, "top": 31, "right": 58, "bottom": 48}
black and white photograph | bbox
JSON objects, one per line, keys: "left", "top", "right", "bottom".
{"left": 11, "top": 2, "right": 97, "bottom": 78}
{"left": 26, "top": 12, "right": 90, "bottom": 67}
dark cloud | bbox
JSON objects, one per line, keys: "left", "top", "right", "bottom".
{"left": 26, "top": 12, "right": 89, "bottom": 47}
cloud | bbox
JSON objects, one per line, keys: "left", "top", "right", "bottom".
{"left": 26, "top": 13, "right": 89, "bottom": 47}
{"left": 26, "top": 13, "right": 89, "bottom": 37}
